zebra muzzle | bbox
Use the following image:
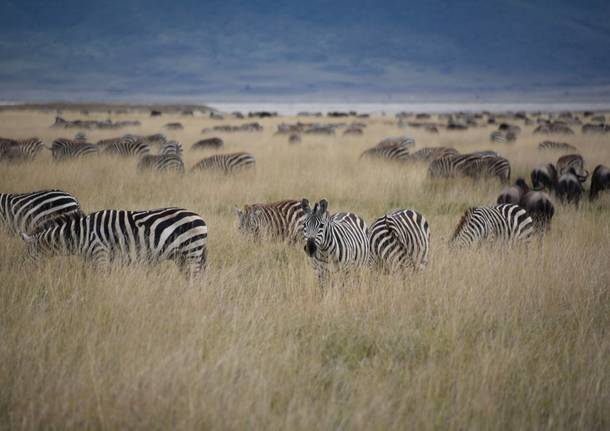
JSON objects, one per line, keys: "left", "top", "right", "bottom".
{"left": 305, "top": 239, "right": 317, "bottom": 256}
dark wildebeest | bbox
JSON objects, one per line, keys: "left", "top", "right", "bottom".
{"left": 531, "top": 163, "right": 559, "bottom": 192}
{"left": 497, "top": 178, "right": 554, "bottom": 231}
{"left": 192, "top": 137, "right": 224, "bottom": 150}
{"left": 556, "top": 167, "right": 587, "bottom": 205}
{"left": 590, "top": 164, "right": 610, "bottom": 201}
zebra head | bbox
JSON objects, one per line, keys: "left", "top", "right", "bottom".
{"left": 235, "top": 205, "right": 264, "bottom": 237}
{"left": 19, "top": 213, "right": 84, "bottom": 261}
{"left": 449, "top": 208, "right": 478, "bottom": 248}
{"left": 301, "top": 198, "right": 329, "bottom": 257}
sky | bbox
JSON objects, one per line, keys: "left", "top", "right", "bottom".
{"left": 1, "top": 0, "right": 610, "bottom": 102}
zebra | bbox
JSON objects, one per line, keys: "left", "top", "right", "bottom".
{"left": 462, "top": 156, "right": 511, "bottom": 183}
{"left": 301, "top": 198, "right": 369, "bottom": 285}
{"left": 103, "top": 135, "right": 150, "bottom": 157}
{"left": 557, "top": 154, "right": 587, "bottom": 177}
{"left": 450, "top": 204, "right": 534, "bottom": 247}
{"left": 377, "top": 135, "right": 416, "bottom": 149}
{"left": 0, "top": 190, "right": 82, "bottom": 235}
{"left": 20, "top": 208, "right": 208, "bottom": 278}
{"left": 0, "top": 138, "right": 44, "bottom": 162}
{"left": 538, "top": 141, "right": 578, "bottom": 152}
{"left": 159, "top": 141, "right": 183, "bottom": 156}
{"left": 51, "top": 138, "right": 99, "bottom": 161}
{"left": 490, "top": 130, "right": 516, "bottom": 144}
{"left": 235, "top": 199, "right": 305, "bottom": 243}
{"left": 137, "top": 155, "right": 185, "bottom": 174}
{"left": 191, "top": 152, "right": 255, "bottom": 174}
{"left": 360, "top": 143, "right": 411, "bottom": 161}
{"left": 411, "top": 147, "right": 458, "bottom": 162}
{"left": 368, "top": 209, "right": 430, "bottom": 272}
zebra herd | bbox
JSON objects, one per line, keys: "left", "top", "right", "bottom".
{"left": 1, "top": 133, "right": 256, "bottom": 175}
{"left": 2, "top": 189, "right": 537, "bottom": 286}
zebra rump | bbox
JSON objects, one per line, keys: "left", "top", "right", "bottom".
{"left": 191, "top": 152, "right": 255, "bottom": 174}
{"left": 137, "top": 155, "right": 185, "bottom": 174}
{"left": 0, "top": 189, "right": 82, "bottom": 235}
{"left": 0, "top": 138, "right": 44, "bottom": 162}
{"left": 236, "top": 199, "right": 305, "bottom": 242}
{"left": 368, "top": 209, "right": 430, "bottom": 271}
{"left": 21, "top": 208, "right": 208, "bottom": 278}
{"left": 450, "top": 204, "right": 534, "bottom": 247}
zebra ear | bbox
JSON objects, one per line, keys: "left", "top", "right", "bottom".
{"left": 301, "top": 198, "right": 311, "bottom": 213}
{"left": 318, "top": 198, "right": 328, "bottom": 214}
{"left": 20, "top": 231, "right": 33, "bottom": 243}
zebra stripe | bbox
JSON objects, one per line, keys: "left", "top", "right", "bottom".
{"left": 301, "top": 198, "right": 369, "bottom": 284}
{"left": 450, "top": 204, "right": 534, "bottom": 247}
{"left": 159, "top": 141, "right": 183, "bottom": 156}
{"left": 236, "top": 199, "right": 305, "bottom": 243}
{"left": 0, "top": 190, "right": 81, "bottom": 235}
{"left": 557, "top": 154, "right": 586, "bottom": 176}
{"left": 538, "top": 141, "right": 578, "bottom": 152}
{"left": 137, "top": 155, "right": 185, "bottom": 174}
{"left": 377, "top": 136, "right": 416, "bottom": 148}
{"left": 490, "top": 130, "right": 516, "bottom": 144}
{"left": 411, "top": 147, "right": 459, "bottom": 162}
{"left": 191, "top": 152, "right": 255, "bottom": 174}
{"left": 21, "top": 208, "right": 208, "bottom": 278}
{"left": 0, "top": 138, "right": 45, "bottom": 162}
{"left": 103, "top": 136, "right": 150, "bottom": 157}
{"left": 361, "top": 143, "right": 411, "bottom": 161}
{"left": 51, "top": 138, "right": 99, "bottom": 161}
{"left": 428, "top": 154, "right": 510, "bottom": 181}
{"left": 368, "top": 209, "right": 430, "bottom": 271}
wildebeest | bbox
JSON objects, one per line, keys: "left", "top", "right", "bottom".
{"left": 590, "top": 164, "right": 610, "bottom": 201}
{"left": 531, "top": 164, "right": 558, "bottom": 192}
{"left": 192, "top": 137, "right": 224, "bottom": 150}
{"left": 497, "top": 178, "right": 554, "bottom": 231}
{"left": 556, "top": 167, "right": 586, "bottom": 205}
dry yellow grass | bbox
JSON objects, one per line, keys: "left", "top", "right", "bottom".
{"left": 1, "top": 109, "right": 609, "bottom": 430}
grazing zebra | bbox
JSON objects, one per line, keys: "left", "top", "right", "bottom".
{"left": 557, "top": 154, "right": 587, "bottom": 176}
{"left": 0, "top": 138, "right": 44, "bottom": 162}
{"left": 0, "top": 190, "right": 81, "bottom": 235}
{"left": 360, "top": 143, "right": 411, "bottom": 161}
{"left": 490, "top": 130, "right": 516, "bottom": 144}
{"left": 103, "top": 135, "right": 150, "bottom": 157}
{"left": 411, "top": 147, "right": 458, "bottom": 162}
{"left": 538, "top": 141, "right": 578, "bottom": 152}
{"left": 368, "top": 209, "right": 430, "bottom": 272}
{"left": 450, "top": 204, "right": 534, "bottom": 247}
{"left": 462, "top": 156, "right": 511, "bottom": 182}
{"left": 301, "top": 198, "right": 369, "bottom": 285}
{"left": 51, "top": 138, "right": 99, "bottom": 161}
{"left": 235, "top": 199, "right": 305, "bottom": 242}
{"left": 377, "top": 135, "right": 416, "bottom": 148}
{"left": 137, "top": 155, "right": 185, "bottom": 174}
{"left": 20, "top": 208, "right": 208, "bottom": 278}
{"left": 159, "top": 140, "right": 183, "bottom": 156}
{"left": 191, "top": 152, "right": 255, "bottom": 174}
{"left": 428, "top": 154, "right": 478, "bottom": 178}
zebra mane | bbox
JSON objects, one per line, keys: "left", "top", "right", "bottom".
{"left": 33, "top": 209, "right": 84, "bottom": 234}
{"left": 452, "top": 208, "right": 476, "bottom": 238}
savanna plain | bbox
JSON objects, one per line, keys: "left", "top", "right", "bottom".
{"left": 0, "top": 109, "right": 609, "bottom": 430}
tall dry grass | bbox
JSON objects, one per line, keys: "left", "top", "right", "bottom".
{"left": 0, "top": 110, "right": 609, "bottom": 430}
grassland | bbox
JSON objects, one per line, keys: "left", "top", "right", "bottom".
{"left": 1, "top": 109, "right": 609, "bottom": 430}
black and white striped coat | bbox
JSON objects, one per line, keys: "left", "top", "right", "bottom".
{"left": 0, "top": 190, "right": 81, "bottom": 235}
{"left": 21, "top": 208, "right": 208, "bottom": 278}
{"left": 137, "top": 155, "right": 185, "bottom": 174}
{"left": 235, "top": 199, "right": 305, "bottom": 243}
{"left": 360, "top": 143, "right": 411, "bottom": 161}
{"left": 0, "top": 138, "right": 45, "bottom": 162}
{"left": 301, "top": 198, "right": 369, "bottom": 284}
{"left": 51, "top": 138, "right": 99, "bottom": 161}
{"left": 159, "top": 141, "right": 183, "bottom": 156}
{"left": 191, "top": 152, "right": 255, "bottom": 174}
{"left": 450, "top": 204, "right": 534, "bottom": 247}
{"left": 103, "top": 136, "right": 150, "bottom": 157}
{"left": 368, "top": 209, "right": 430, "bottom": 271}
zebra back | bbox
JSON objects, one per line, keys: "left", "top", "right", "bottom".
{"left": 450, "top": 204, "right": 533, "bottom": 247}
{"left": 192, "top": 152, "right": 255, "bottom": 174}
{"left": 51, "top": 138, "right": 99, "bottom": 161}
{"left": 103, "top": 136, "right": 150, "bottom": 157}
{"left": 0, "top": 189, "right": 82, "bottom": 235}
{"left": 361, "top": 143, "right": 411, "bottom": 161}
{"left": 159, "top": 141, "right": 183, "bottom": 156}
{"left": 236, "top": 199, "right": 305, "bottom": 242}
{"left": 137, "top": 155, "right": 185, "bottom": 174}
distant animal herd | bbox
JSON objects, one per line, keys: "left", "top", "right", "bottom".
{"left": 1, "top": 109, "right": 609, "bottom": 286}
